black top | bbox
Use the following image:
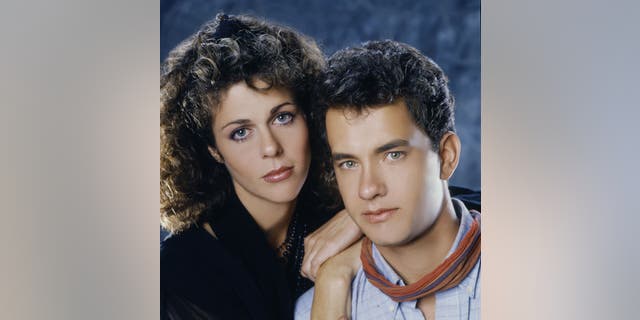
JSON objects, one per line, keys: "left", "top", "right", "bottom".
{"left": 160, "top": 187, "right": 480, "bottom": 319}
{"left": 161, "top": 190, "right": 324, "bottom": 320}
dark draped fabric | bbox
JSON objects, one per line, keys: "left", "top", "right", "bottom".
{"left": 161, "top": 190, "right": 322, "bottom": 320}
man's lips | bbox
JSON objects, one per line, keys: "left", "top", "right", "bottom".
{"left": 262, "top": 166, "right": 294, "bottom": 183}
{"left": 362, "top": 208, "right": 398, "bottom": 224}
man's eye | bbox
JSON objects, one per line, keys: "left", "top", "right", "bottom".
{"left": 273, "top": 112, "right": 294, "bottom": 125}
{"left": 339, "top": 160, "right": 357, "bottom": 169}
{"left": 386, "top": 151, "right": 405, "bottom": 160}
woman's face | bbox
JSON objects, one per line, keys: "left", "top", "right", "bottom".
{"left": 211, "top": 80, "right": 311, "bottom": 206}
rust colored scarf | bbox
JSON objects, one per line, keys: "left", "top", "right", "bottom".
{"left": 361, "top": 211, "right": 481, "bottom": 302}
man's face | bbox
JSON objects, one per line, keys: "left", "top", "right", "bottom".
{"left": 325, "top": 100, "right": 446, "bottom": 247}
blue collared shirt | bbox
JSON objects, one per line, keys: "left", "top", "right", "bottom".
{"left": 295, "top": 199, "right": 481, "bottom": 320}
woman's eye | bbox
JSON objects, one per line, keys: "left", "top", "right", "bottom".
{"left": 273, "top": 112, "right": 294, "bottom": 125}
{"left": 231, "top": 128, "right": 250, "bottom": 141}
{"left": 386, "top": 151, "right": 405, "bottom": 160}
{"left": 339, "top": 160, "right": 357, "bottom": 169}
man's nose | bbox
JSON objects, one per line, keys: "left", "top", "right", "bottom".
{"left": 358, "top": 164, "right": 387, "bottom": 200}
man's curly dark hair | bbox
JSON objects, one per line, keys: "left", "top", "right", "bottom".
{"left": 313, "top": 40, "right": 456, "bottom": 205}
{"left": 160, "top": 14, "right": 325, "bottom": 233}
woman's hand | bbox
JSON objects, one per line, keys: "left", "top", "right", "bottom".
{"left": 301, "top": 209, "right": 362, "bottom": 281}
{"left": 310, "top": 238, "right": 363, "bottom": 320}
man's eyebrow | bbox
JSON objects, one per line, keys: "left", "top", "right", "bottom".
{"left": 374, "top": 139, "right": 409, "bottom": 154}
{"left": 331, "top": 153, "right": 355, "bottom": 162}
{"left": 331, "top": 140, "right": 409, "bottom": 162}
{"left": 221, "top": 102, "right": 293, "bottom": 130}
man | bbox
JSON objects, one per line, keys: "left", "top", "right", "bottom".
{"left": 296, "top": 40, "right": 480, "bottom": 319}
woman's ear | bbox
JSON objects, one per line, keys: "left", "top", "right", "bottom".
{"left": 438, "top": 131, "right": 461, "bottom": 180}
{"left": 208, "top": 146, "right": 224, "bottom": 163}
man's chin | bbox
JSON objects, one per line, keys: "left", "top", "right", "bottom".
{"left": 365, "top": 227, "right": 418, "bottom": 248}
{"left": 365, "top": 233, "right": 404, "bottom": 248}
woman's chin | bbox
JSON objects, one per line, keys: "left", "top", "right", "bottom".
{"left": 262, "top": 186, "right": 302, "bottom": 204}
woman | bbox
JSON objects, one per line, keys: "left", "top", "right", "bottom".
{"left": 160, "top": 13, "right": 480, "bottom": 320}
{"left": 160, "top": 13, "right": 354, "bottom": 320}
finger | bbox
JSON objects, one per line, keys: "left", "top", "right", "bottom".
{"left": 304, "top": 244, "right": 324, "bottom": 280}
{"left": 309, "top": 243, "right": 338, "bottom": 279}
{"left": 302, "top": 238, "right": 321, "bottom": 279}
{"left": 300, "top": 264, "right": 308, "bottom": 280}
{"left": 308, "top": 241, "right": 332, "bottom": 280}
{"left": 301, "top": 260, "right": 312, "bottom": 280}
{"left": 304, "top": 235, "right": 319, "bottom": 255}
{"left": 301, "top": 251, "right": 314, "bottom": 279}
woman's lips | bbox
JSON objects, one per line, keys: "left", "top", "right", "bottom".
{"left": 262, "top": 166, "right": 294, "bottom": 183}
{"left": 362, "top": 208, "right": 398, "bottom": 224}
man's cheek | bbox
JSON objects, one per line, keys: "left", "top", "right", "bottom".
{"left": 337, "top": 179, "right": 355, "bottom": 207}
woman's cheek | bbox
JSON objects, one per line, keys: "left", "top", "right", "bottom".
{"left": 221, "top": 140, "right": 260, "bottom": 175}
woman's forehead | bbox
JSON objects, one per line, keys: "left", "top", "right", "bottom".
{"left": 213, "top": 82, "right": 295, "bottom": 125}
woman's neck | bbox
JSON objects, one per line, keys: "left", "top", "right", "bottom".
{"left": 234, "top": 185, "right": 296, "bottom": 250}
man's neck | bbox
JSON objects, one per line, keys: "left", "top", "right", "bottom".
{"left": 376, "top": 192, "right": 460, "bottom": 285}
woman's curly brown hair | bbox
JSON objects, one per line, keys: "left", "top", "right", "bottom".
{"left": 161, "top": 14, "right": 325, "bottom": 233}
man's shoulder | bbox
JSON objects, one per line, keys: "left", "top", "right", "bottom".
{"left": 349, "top": 266, "right": 372, "bottom": 302}
{"left": 293, "top": 267, "right": 371, "bottom": 320}
{"left": 294, "top": 286, "right": 315, "bottom": 320}
{"left": 449, "top": 186, "right": 481, "bottom": 212}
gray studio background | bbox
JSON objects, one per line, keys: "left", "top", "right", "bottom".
{"left": 161, "top": 0, "right": 480, "bottom": 190}
{"left": 4, "top": 1, "right": 640, "bottom": 319}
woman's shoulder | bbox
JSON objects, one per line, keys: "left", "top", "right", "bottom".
{"left": 160, "top": 225, "right": 269, "bottom": 320}
{"left": 161, "top": 226, "right": 247, "bottom": 318}
{"left": 161, "top": 226, "right": 222, "bottom": 279}
{"left": 161, "top": 227, "right": 207, "bottom": 258}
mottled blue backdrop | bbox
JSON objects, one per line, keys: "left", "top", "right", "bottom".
{"left": 161, "top": 0, "right": 480, "bottom": 189}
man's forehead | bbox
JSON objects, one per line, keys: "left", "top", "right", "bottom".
{"left": 325, "top": 102, "right": 412, "bottom": 130}
{"left": 326, "top": 106, "right": 370, "bottom": 121}
{"left": 325, "top": 102, "right": 424, "bottom": 152}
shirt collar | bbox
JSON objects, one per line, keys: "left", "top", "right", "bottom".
{"left": 447, "top": 198, "right": 473, "bottom": 258}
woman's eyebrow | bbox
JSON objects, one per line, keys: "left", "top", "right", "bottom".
{"left": 221, "top": 102, "right": 293, "bottom": 130}
{"left": 269, "top": 102, "right": 294, "bottom": 115}
{"left": 221, "top": 119, "right": 251, "bottom": 130}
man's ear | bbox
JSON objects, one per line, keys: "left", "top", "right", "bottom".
{"left": 438, "top": 131, "right": 461, "bottom": 180}
{"left": 208, "top": 146, "right": 224, "bottom": 163}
